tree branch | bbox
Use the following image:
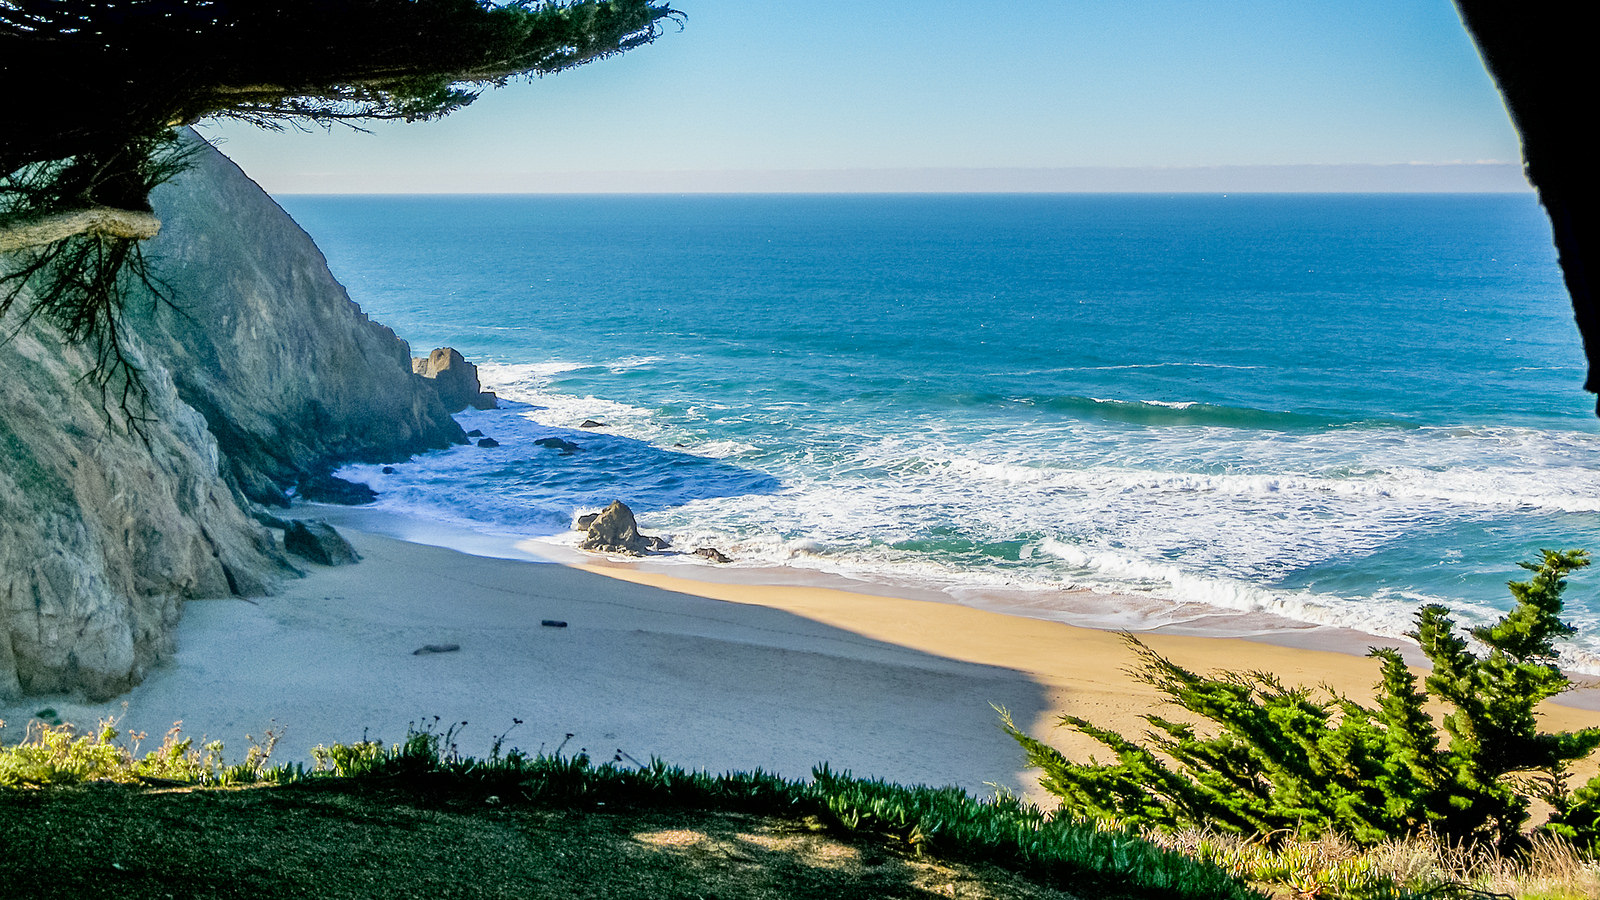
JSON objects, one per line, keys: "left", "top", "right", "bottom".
{"left": 0, "top": 207, "right": 161, "bottom": 254}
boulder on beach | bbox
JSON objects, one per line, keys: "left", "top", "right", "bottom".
{"left": 694, "top": 547, "right": 733, "bottom": 564}
{"left": 283, "top": 520, "right": 361, "bottom": 566}
{"left": 577, "top": 501, "right": 669, "bottom": 556}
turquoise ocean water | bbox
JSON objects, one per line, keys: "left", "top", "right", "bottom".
{"left": 275, "top": 194, "right": 1600, "bottom": 668}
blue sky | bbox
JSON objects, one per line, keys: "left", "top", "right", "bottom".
{"left": 198, "top": 0, "right": 1527, "bottom": 193}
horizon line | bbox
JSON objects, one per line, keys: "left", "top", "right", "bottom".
{"left": 253, "top": 162, "right": 1533, "bottom": 196}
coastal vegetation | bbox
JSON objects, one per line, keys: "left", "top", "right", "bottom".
{"left": 1, "top": 717, "right": 1258, "bottom": 900}
{"left": 1005, "top": 551, "right": 1600, "bottom": 882}
{"left": 8, "top": 704, "right": 1600, "bottom": 898}
{"left": 1, "top": 0, "right": 679, "bottom": 405}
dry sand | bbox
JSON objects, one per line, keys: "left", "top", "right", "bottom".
{"left": 7, "top": 527, "right": 1600, "bottom": 803}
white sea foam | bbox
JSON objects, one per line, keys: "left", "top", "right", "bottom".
{"left": 343, "top": 361, "right": 1600, "bottom": 672}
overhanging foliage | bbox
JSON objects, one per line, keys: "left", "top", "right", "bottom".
{"left": 1, "top": 0, "right": 678, "bottom": 403}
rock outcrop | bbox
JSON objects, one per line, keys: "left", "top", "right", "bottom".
{"left": 124, "top": 136, "right": 467, "bottom": 507}
{"left": 576, "top": 501, "right": 670, "bottom": 556}
{"left": 1, "top": 132, "right": 464, "bottom": 700}
{"left": 413, "top": 347, "right": 499, "bottom": 414}
{"left": 0, "top": 310, "right": 284, "bottom": 700}
{"left": 284, "top": 521, "right": 362, "bottom": 567}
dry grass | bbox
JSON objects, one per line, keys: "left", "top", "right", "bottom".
{"left": 1145, "top": 827, "right": 1600, "bottom": 899}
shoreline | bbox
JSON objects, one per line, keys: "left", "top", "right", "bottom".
{"left": 303, "top": 503, "right": 1420, "bottom": 652}
{"left": 299, "top": 501, "right": 1600, "bottom": 698}
{"left": 8, "top": 520, "right": 1600, "bottom": 804}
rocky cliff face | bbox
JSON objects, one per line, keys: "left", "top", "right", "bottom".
{"left": 128, "top": 136, "right": 465, "bottom": 505}
{"left": 0, "top": 133, "right": 463, "bottom": 700}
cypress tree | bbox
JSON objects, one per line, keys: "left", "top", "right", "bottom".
{"left": 1006, "top": 549, "right": 1600, "bottom": 850}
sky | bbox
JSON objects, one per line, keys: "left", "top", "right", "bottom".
{"left": 196, "top": 0, "right": 1529, "bottom": 194}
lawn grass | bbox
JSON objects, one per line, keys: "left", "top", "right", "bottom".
{"left": 0, "top": 781, "right": 1083, "bottom": 899}
{"left": 0, "top": 718, "right": 1259, "bottom": 900}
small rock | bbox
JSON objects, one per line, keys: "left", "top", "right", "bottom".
{"left": 283, "top": 520, "right": 361, "bottom": 566}
{"left": 381, "top": 466, "right": 396, "bottom": 475}
{"left": 467, "top": 429, "right": 484, "bottom": 438}
{"left": 694, "top": 547, "right": 733, "bottom": 564}
{"left": 535, "top": 437, "right": 582, "bottom": 454}
{"left": 575, "top": 513, "right": 599, "bottom": 531}
{"left": 477, "top": 437, "right": 500, "bottom": 448}
{"left": 541, "top": 620, "right": 568, "bottom": 628}
{"left": 413, "top": 644, "right": 460, "bottom": 655}
{"left": 580, "top": 419, "right": 606, "bottom": 429}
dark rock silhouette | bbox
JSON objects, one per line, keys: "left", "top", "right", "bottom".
{"left": 297, "top": 474, "right": 377, "bottom": 505}
{"left": 1455, "top": 2, "right": 1597, "bottom": 413}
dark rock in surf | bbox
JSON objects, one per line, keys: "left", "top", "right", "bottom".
{"left": 296, "top": 474, "right": 377, "bottom": 506}
{"left": 694, "top": 547, "right": 733, "bottom": 564}
{"left": 577, "top": 501, "right": 669, "bottom": 556}
{"left": 535, "top": 437, "right": 582, "bottom": 454}
{"left": 580, "top": 419, "right": 606, "bottom": 428}
{"left": 477, "top": 437, "right": 500, "bottom": 448}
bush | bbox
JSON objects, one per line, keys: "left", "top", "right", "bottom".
{"left": 0, "top": 717, "right": 280, "bottom": 787}
{"left": 1005, "top": 550, "right": 1600, "bottom": 852}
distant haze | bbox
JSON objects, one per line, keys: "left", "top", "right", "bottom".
{"left": 263, "top": 163, "right": 1529, "bottom": 195}
{"left": 200, "top": 1, "right": 1526, "bottom": 195}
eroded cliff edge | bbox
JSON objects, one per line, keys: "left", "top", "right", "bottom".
{"left": 0, "top": 133, "right": 464, "bottom": 700}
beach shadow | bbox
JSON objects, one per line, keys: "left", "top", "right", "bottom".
{"left": 15, "top": 531, "right": 1056, "bottom": 802}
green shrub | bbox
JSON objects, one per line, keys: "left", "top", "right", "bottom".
{"left": 1005, "top": 549, "right": 1600, "bottom": 852}
{"left": 0, "top": 717, "right": 280, "bottom": 787}
{"left": 292, "top": 722, "right": 1263, "bottom": 900}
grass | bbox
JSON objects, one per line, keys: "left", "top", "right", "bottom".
{"left": 0, "top": 716, "right": 1258, "bottom": 900}
{"left": 11, "top": 716, "right": 1600, "bottom": 898}
{"left": 1147, "top": 828, "right": 1600, "bottom": 900}
{"left": 1, "top": 786, "right": 1080, "bottom": 900}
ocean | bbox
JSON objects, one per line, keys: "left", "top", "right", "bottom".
{"left": 274, "top": 193, "right": 1600, "bottom": 669}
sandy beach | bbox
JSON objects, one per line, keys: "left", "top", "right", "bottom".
{"left": 8, "top": 525, "right": 1600, "bottom": 804}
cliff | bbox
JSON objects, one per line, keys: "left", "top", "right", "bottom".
{"left": 0, "top": 133, "right": 464, "bottom": 700}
